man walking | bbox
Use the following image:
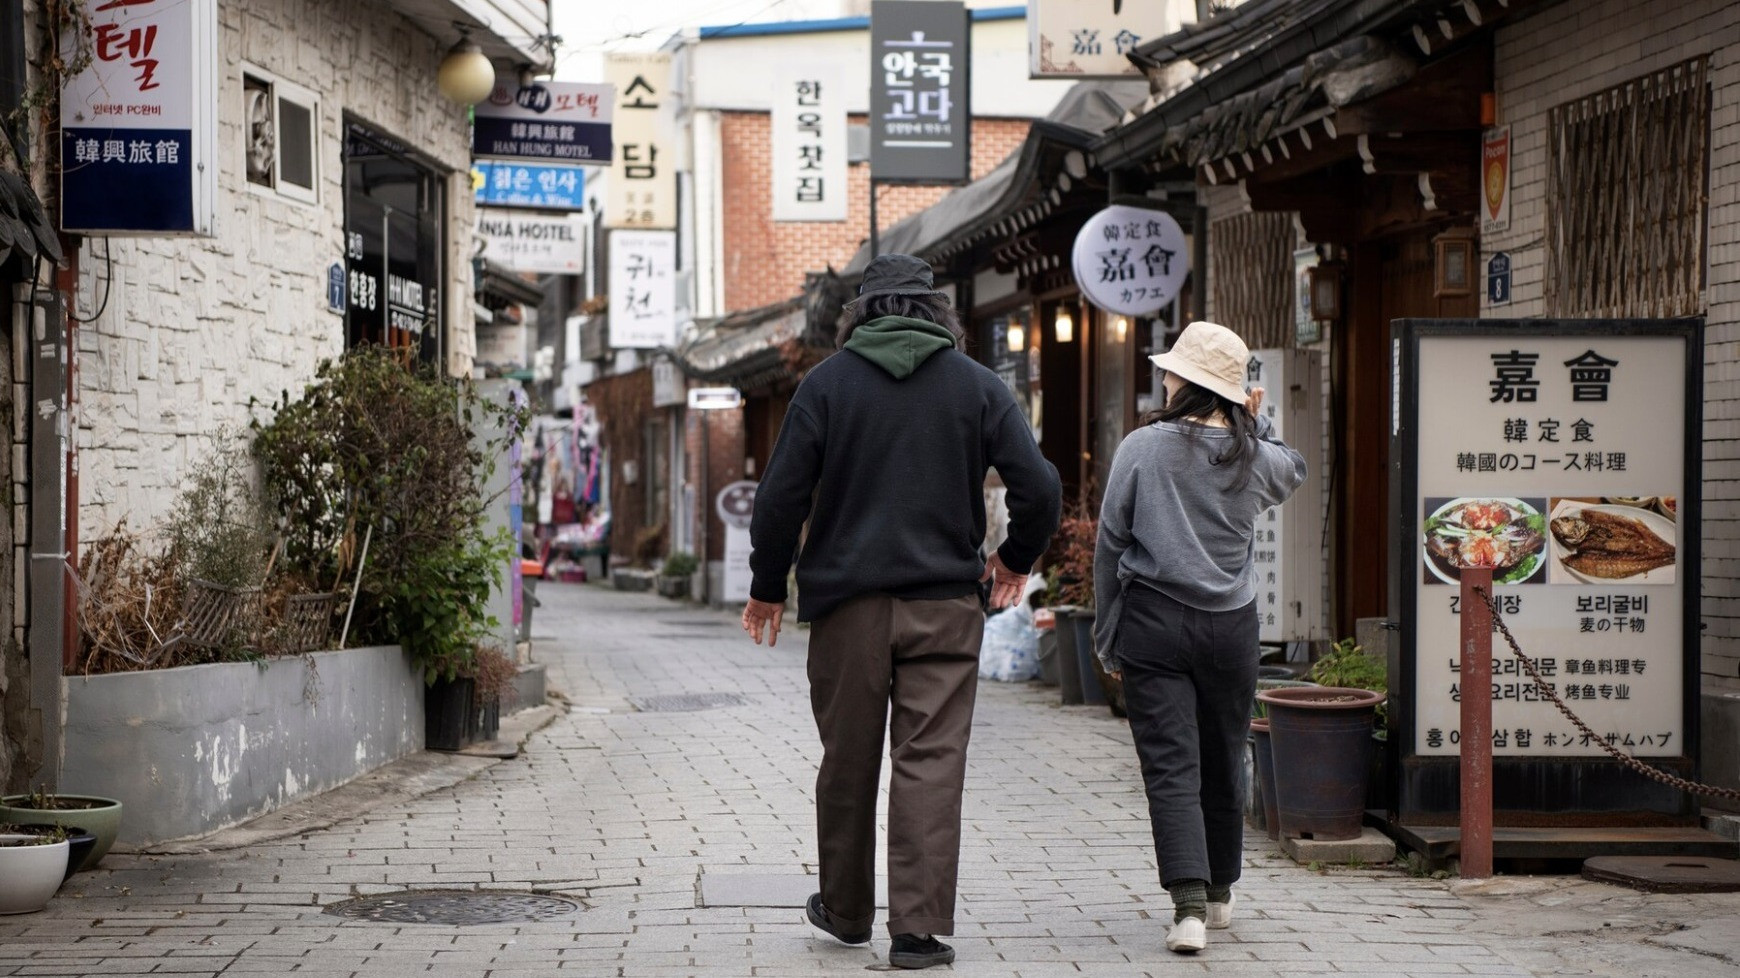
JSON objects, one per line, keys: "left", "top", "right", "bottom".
{"left": 741, "top": 254, "right": 1061, "bottom": 970}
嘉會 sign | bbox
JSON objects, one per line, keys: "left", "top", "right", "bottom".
{"left": 870, "top": 0, "right": 971, "bottom": 185}
{"left": 1028, "top": 0, "right": 1176, "bottom": 78}
{"left": 473, "top": 81, "right": 613, "bottom": 164}
{"left": 1071, "top": 204, "right": 1190, "bottom": 316}
{"left": 474, "top": 161, "right": 585, "bottom": 211}
{"left": 771, "top": 65, "right": 847, "bottom": 222}
{"left": 605, "top": 53, "right": 677, "bottom": 229}
{"left": 608, "top": 229, "right": 678, "bottom": 349}
{"left": 61, "top": 0, "right": 218, "bottom": 234}
{"left": 1393, "top": 319, "right": 1702, "bottom": 822}
{"left": 476, "top": 210, "right": 587, "bottom": 274}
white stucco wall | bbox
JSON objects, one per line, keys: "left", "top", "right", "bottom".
{"left": 1486, "top": 0, "right": 1740, "bottom": 693}
{"left": 69, "top": 0, "right": 481, "bottom": 539}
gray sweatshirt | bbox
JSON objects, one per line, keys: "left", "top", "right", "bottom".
{"left": 1092, "top": 415, "right": 1308, "bottom": 669}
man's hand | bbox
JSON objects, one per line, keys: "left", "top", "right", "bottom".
{"left": 742, "top": 597, "right": 785, "bottom": 647}
{"left": 1244, "top": 387, "right": 1265, "bottom": 418}
{"left": 980, "top": 551, "right": 1028, "bottom": 611}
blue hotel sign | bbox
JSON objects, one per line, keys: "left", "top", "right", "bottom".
{"left": 474, "top": 161, "right": 585, "bottom": 211}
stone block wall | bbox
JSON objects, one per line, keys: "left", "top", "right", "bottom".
{"left": 718, "top": 112, "right": 1032, "bottom": 312}
{"left": 1488, "top": 0, "right": 1740, "bottom": 692}
{"left": 70, "top": 0, "right": 479, "bottom": 540}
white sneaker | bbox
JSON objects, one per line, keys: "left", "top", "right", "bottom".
{"left": 1165, "top": 916, "right": 1207, "bottom": 953}
{"left": 1206, "top": 892, "right": 1235, "bottom": 929}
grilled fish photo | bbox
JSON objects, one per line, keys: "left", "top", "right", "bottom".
{"left": 1551, "top": 506, "right": 1675, "bottom": 580}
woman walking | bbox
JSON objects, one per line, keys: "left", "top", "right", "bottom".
{"left": 1092, "top": 321, "right": 1308, "bottom": 954}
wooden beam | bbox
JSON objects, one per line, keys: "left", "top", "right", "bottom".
{"left": 1333, "top": 41, "right": 1493, "bottom": 135}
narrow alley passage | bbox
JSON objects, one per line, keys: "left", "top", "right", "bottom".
{"left": 2, "top": 583, "right": 1737, "bottom": 978}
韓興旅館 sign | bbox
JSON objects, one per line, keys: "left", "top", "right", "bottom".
{"left": 1391, "top": 319, "right": 1703, "bottom": 825}
{"left": 61, "top": 0, "right": 218, "bottom": 234}
{"left": 474, "top": 81, "right": 613, "bottom": 164}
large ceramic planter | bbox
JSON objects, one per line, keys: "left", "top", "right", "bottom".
{"left": 0, "top": 796, "right": 123, "bottom": 871}
{"left": 0, "top": 836, "right": 70, "bottom": 914}
{"left": 655, "top": 575, "right": 690, "bottom": 599}
{"left": 1255, "top": 685, "right": 1385, "bottom": 841}
{"left": 1250, "top": 719, "right": 1279, "bottom": 841}
{"left": 1050, "top": 607, "right": 1085, "bottom": 705}
{"left": 1035, "top": 629, "right": 1060, "bottom": 686}
{"left": 1075, "top": 614, "right": 1126, "bottom": 717}
{"left": 1068, "top": 612, "right": 1108, "bottom": 708}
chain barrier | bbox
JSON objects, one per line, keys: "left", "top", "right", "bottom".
{"left": 1472, "top": 586, "right": 1740, "bottom": 802}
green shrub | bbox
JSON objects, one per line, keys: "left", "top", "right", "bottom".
{"left": 661, "top": 551, "right": 699, "bottom": 578}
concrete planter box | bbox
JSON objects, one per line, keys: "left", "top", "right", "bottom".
{"left": 613, "top": 568, "right": 655, "bottom": 592}
{"left": 60, "top": 646, "right": 423, "bottom": 846}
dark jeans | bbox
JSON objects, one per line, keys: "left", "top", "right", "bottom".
{"left": 1117, "top": 583, "right": 1259, "bottom": 889}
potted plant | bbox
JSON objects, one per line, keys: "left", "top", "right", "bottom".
{"left": 0, "top": 790, "right": 123, "bottom": 872}
{"left": 658, "top": 551, "right": 698, "bottom": 599}
{"left": 1257, "top": 639, "right": 1388, "bottom": 841}
{"left": 0, "top": 825, "right": 70, "bottom": 915}
{"left": 1050, "top": 498, "right": 1122, "bottom": 715}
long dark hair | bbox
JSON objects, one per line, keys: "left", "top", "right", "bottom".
{"left": 836, "top": 292, "right": 964, "bottom": 348}
{"left": 1141, "top": 379, "right": 1259, "bottom": 488}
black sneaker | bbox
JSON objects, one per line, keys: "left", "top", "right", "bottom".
{"left": 805, "top": 893, "right": 871, "bottom": 945}
{"left": 889, "top": 934, "right": 955, "bottom": 969}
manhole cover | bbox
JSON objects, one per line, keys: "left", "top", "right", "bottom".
{"left": 1583, "top": 856, "right": 1740, "bottom": 893}
{"left": 631, "top": 692, "right": 746, "bottom": 712}
{"left": 324, "top": 891, "right": 581, "bottom": 925}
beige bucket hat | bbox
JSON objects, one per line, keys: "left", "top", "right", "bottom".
{"left": 1148, "top": 321, "right": 1250, "bottom": 404}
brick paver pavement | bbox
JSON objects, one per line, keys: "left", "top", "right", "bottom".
{"left": 2, "top": 582, "right": 1737, "bottom": 977}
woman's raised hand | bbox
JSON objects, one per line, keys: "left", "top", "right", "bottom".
{"left": 1244, "top": 387, "right": 1265, "bottom": 418}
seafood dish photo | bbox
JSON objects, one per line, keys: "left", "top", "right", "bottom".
{"left": 1549, "top": 501, "right": 1677, "bottom": 583}
{"left": 1422, "top": 498, "right": 1547, "bottom": 585}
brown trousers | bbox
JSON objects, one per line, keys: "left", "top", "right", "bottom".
{"left": 807, "top": 593, "right": 984, "bottom": 937}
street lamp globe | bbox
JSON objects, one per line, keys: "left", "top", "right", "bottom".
{"left": 438, "top": 36, "right": 495, "bottom": 106}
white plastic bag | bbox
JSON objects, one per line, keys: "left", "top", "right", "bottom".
{"left": 979, "top": 602, "right": 1041, "bottom": 681}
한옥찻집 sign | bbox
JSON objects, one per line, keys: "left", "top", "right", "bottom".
{"left": 473, "top": 81, "right": 613, "bottom": 164}
{"left": 1393, "top": 318, "right": 1702, "bottom": 823}
{"left": 869, "top": 0, "right": 971, "bottom": 185}
{"left": 771, "top": 65, "right": 847, "bottom": 222}
{"left": 61, "top": 0, "right": 218, "bottom": 234}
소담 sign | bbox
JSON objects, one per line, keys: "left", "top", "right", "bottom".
{"left": 1392, "top": 319, "right": 1702, "bottom": 823}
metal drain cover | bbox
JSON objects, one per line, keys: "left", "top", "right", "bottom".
{"left": 325, "top": 891, "right": 581, "bottom": 925}
{"left": 631, "top": 692, "right": 746, "bottom": 712}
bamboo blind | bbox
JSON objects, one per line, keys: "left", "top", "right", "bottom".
{"left": 1210, "top": 211, "right": 1295, "bottom": 350}
{"left": 1545, "top": 56, "right": 1710, "bottom": 319}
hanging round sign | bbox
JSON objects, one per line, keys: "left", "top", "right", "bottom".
{"left": 1070, "top": 204, "right": 1190, "bottom": 317}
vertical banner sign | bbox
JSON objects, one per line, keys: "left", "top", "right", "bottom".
{"left": 1481, "top": 126, "right": 1511, "bottom": 233}
{"left": 605, "top": 53, "right": 677, "bottom": 229}
{"left": 1249, "top": 350, "right": 1288, "bottom": 645}
{"left": 1293, "top": 247, "right": 1320, "bottom": 345}
{"left": 608, "top": 229, "right": 678, "bottom": 349}
{"left": 870, "top": 1, "right": 971, "bottom": 184}
{"left": 473, "top": 81, "right": 613, "bottom": 163}
{"left": 1395, "top": 320, "right": 1701, "bottom": 821}
{"left": 61, "top": 0, "right": 218, "bottom": 234}
{"left": 1028, "top": 0, "right": 1170, "bottom": 78}
{"left": 771, "top": 65, "right": 848, "bottom": 222}
{"left": 717, "top": 481, "right": 758, "bottom": 603}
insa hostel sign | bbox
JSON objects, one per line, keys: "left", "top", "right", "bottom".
{"left": 61, "top": 0, "right": 218, "bottom": 234}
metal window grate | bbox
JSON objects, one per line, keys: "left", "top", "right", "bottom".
{"left": 1546, "top": 57, "right": 1710, "bottom": 319}
{"left": 1210, "top": 211, "right": 1295, "bottom": 350}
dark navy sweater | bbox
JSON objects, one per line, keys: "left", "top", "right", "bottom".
{"left": 748, "top": 345, "right": 1062, "bottom": 622}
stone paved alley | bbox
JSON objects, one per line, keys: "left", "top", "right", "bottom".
{"left": 3, "top": 583, "right": 1739, "bottom": 977}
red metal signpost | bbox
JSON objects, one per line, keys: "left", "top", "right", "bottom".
{"left": 1459, "top": 567, "right": 1494, "bottom": 878}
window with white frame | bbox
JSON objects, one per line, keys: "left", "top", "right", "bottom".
{"left": 243, "top": 67, "right": 319, "bottom": 204}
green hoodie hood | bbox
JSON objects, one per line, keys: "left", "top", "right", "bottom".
{"left": 842, "top": 315, "right": 956, "bottom": 379}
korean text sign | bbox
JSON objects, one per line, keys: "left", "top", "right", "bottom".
{"left": 605, "top": 53, "right": 677, "bottom": 229}
{"left": 1071, "top": 204, "right": 1190, "bottom": 316}
{"left": 1028, "top": 0, "right": 1168, "bottom": 78}
{"left": 608, "top": 230, "right": 678, "bottom": 349}
{"left": 771, "top": 65, "right": 847, "bottom": 222}
{"left": 477, "top": 211, "right": 587, "bottom": 275}
{"left": 1400, "top": 322, "right": 1699, "bottom": 760}
{"left": 474, "top": 161, "right": 585, "bottom": 211}
{"left": 62, "top": 0, "right": 217, "bottom": 234}
{"left": 474, "top": 81, "right": 613, "bottom": 164}
{"left": 869, "top": 0, "right": 971, "bottom": 184}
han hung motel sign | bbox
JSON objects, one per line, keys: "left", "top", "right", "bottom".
{"left": 1392, "top": 319, "right": 1701, "bottom": 821}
